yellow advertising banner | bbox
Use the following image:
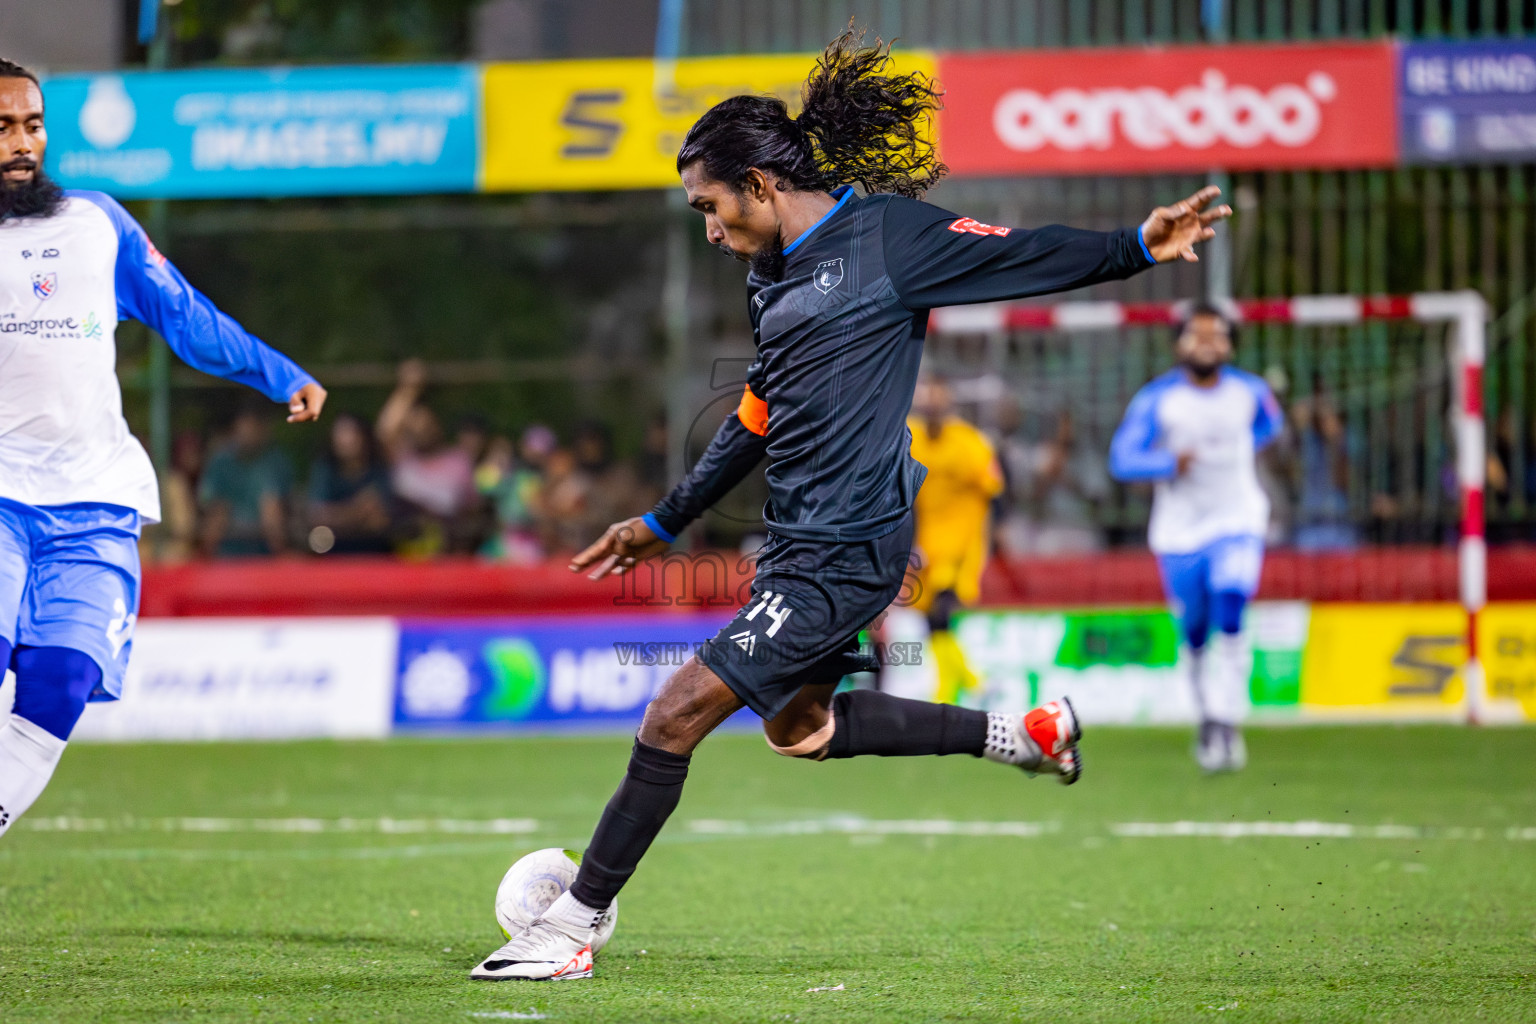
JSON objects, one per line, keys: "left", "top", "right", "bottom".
{"left": 1477, "top": 603, "right": 1536, "bottom": 721}
{"left": 480, "top": 52, "right": 938, "bottom": 192}
{"left": 1300, "top": 603, "right": 1467, "bottom": 715}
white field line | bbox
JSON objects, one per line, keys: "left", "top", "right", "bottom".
{"left": 1111, "top": 821, "right": 1533, "bottom": 840}
{"left": 21, "top": 816, "right": 539, "bottom": 835}
{"left": 687, "top": 816, "right": 1059, "bottom": 837}
{"left": 16, "top": 815, "right": 1536, "bottom": 842}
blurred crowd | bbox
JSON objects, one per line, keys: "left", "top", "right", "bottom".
{"left": 980, "top": 382, "right": 1536, "bottom": 555}
{"left": 149, "top": 359, "right": 1536, "bottom": 562}
{"left": 151, "top": 360, "right": 669, "bottom": 562}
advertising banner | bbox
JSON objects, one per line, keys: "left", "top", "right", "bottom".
{"left": 953, "top": 602, "right": 1308, "bottom": 724}
{"left": 1298, "top": 603, "right": 1467, "bottom": 717}
{"left": 479, "top": 52, "right": 936, "bottom": 192}
{"left": 68, "top": 618, "right": 399, "bottom": 741}
{"left": 937, "top": 42, "right": 1397, "bottom": 176}
{"left": 393, "top": 614, "right": 749, "bottom": 730}
{"left": 1476, "top": 603, "right": 1536, "bottom": 721}
{"left": 1401, "top": 40, "right": 1536, "bottom": 163}
{"left": 41, "top": 65, "right": 479, "bottom": 199}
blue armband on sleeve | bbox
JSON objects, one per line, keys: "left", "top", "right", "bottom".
{"left": 642, "top": 512, "right": 677, "bottom": 544}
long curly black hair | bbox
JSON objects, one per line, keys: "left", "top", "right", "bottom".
{"left": 676, "top": 27, "right": 947, "bottom": 200}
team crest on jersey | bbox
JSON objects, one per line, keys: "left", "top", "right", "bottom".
{"left": 31, "top": 272, "right": 57, "bottom": 300}
{"left": 813, "top": 258, "right": 844, "bottom": 294}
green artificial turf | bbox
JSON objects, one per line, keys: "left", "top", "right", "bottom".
{"left": 1, "top": 726, "right": 1533, "bottom": 1023}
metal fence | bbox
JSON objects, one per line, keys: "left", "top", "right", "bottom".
{"left": 673, "top": 0, "right": 1536, "bottom": 543}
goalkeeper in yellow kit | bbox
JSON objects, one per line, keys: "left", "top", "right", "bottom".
{"left": 906, "top": 375, "right": 1004, "bottom": 704}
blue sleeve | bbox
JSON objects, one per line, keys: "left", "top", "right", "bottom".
{"left": 84, "top": 192, "right": 317, "bottom": 403}
{"left": 1244, "top": 373, "right": 1285, "bottom": 451}
{"left": 1109, "top": 385, "right": 1177, "bottom": 483}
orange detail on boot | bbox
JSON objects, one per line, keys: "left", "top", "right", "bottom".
{"left": 1024, "top": 702, "right": 1069, "bottom": 758}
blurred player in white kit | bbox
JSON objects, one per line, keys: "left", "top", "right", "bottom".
{"left": 1109, "top": 303, "right": 1283, "bottom": 772}
{"left": 0, "top": 60, "right": 325, "bottom": 836}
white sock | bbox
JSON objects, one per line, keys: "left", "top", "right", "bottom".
{"left": 1210, "top": 632, "right": 1252, "bottom": 726}
{"left": 1186, "top": 646, "right": 1209, "bottom": 723}
{"left": 981, "top": 712, "right": 1042, "bottom": 767}
{"left": 0, "top": 714, "right": 68, "bottom": 838}
{"left": 542, "top": 890, "right": 604, "bottom": 936}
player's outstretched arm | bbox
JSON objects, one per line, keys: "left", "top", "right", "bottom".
{"left": 1108, "top": 387, "right": 1179, "bottom": 483}
{"left": 1138, "top": 185, "right": 1234, "bottom": 264}
{"left": 570, "top": 517, "right": 673, "bottom": 580}
{"left": 92, "top": 193, "right": 324, "bottom": 422}
{"left": 882, "top": 187, "right": 1233, "bottom": 309}
{"left": 572, "top": 393, "right": 769, "bottom": 579}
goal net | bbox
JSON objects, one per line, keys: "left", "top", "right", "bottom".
{"left": 925, "top": 291, "right": 1512, "bottom": 723}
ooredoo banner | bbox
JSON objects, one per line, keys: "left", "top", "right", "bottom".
{"left": 937, "top": 42, "right": 1398, "bottom": 176}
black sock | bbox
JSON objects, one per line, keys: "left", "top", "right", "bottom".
{"left": 824, "top": 690, "right": 987, "bottom": 759}
{"left": 568, "top": 738, "right": 690, "bottom": 911}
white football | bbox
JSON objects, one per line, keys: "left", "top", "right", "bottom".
{"left": 494, "top": 847, "right": 617, "bottom": 953}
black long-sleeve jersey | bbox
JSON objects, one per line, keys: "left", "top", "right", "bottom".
{"left": 646, "top": 186, "right": 1156, "bottom": 545}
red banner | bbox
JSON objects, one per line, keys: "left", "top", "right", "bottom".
{"left": 937, "top": 42, "right": 1398, "bottom": 176}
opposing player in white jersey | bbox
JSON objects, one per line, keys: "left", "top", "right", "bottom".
{"left": 0, "top": 60, "right": 326, "bottom": 836}
{"left": 1109, "top": 303, "right": 1283, "bottom": 772}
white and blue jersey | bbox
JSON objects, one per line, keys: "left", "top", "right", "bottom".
{"left": 1108, "top": 367, "right": 1283, "bottom": 556}
{"left": 0, "top": 191, "right": 316, "bottom": 698}
{"left": 1110, "top": 367, "right": 1283, "bottom": 644}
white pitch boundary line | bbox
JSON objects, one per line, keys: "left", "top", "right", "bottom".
{"left": 688, "top": 817, "right": 1058, "bottom": 837}
{"left": 15, "top": 816, "right": 1536, "bottom": 841}
{"left": 20, "top": 816, "right": 539, "bottom": 835}
{"left": 1112, "top": 821, "right": 1530, "bottom": 840}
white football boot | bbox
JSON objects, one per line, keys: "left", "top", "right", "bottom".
{"left": 470, "top": 891, "right": 600, "bottom": 981}
{"left": 1223, "top": 725, "right": 1248, "bottom": 772}
{"left": 1195, "top": 720, "right": 1225, "bottom": 773}
{"left": 982, "top": 697, "right": 1083, "bottom": 785}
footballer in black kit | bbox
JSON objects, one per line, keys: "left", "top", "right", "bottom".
{"left": 471, "top": 30, "right": 1231, "bottom": 981}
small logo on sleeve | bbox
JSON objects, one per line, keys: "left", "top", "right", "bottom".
{"left": 948, "top": 217, "right": 1012, "bottom": 237}
{"left": 812, "top": 258, "right": 844, "bottom": 294}
{"left": 31, "top": 272, "right": 57, "bottom": 300}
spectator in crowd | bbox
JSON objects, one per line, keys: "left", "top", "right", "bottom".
{"left": 307, "top": 412, "right": 393, "bottom": 554}
{"left": 637, "top": 412, "right": 671, "bottom": 510}
{"left": 536, "top": 446, "right": 593, "bottom": 553}
{"left": 376, "top": 359, "right": 479, "bottom": 556}
{"left": 476, "top": 426, "right": 553, "bottom": 563}
{"left": 1290, "top": 394, "right": 1359, "bottom": 550}
{"left": 992, "top": 401, "right": 1108, "bottom": 556}
{"left": 151, "top": 429, "right": 205, "bottom": 563}
{"left": 572, "top": 420, "right": 640, "bottom": 541}
{"left": 199, "top": 403, "right": 294, "bottom": 557}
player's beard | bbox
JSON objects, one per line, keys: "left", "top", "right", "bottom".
{"left": 718, "top": 232, "right": 787, "bottom": 283}
{"left": 0, "top": 162, "right": 65, "bottom": 220}
{"left": 1182, "top": 356, "right": 1223, "bottom": 383}
{"left": 747, "top": 232, "right": 786, "bottom": 283}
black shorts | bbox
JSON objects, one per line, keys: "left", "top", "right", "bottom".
{"left": 699, "top": 514, "right": 916, "bottom": 720}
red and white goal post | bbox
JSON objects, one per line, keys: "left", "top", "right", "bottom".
{"left": 931, "top": 291, "right": 1495, "bottom": 723}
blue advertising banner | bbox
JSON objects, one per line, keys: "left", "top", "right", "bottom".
{"left": 41, "top": 65, "right": 479, "bottom": 199}
{"left": 1401, "top": 40, "right": 1536, "bottom": 163}
{"left": 394, "top": 615, "right": 756, "bottom": 731}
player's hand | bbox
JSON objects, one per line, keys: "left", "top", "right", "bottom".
{"left": 569, "top": 516, "right": 672, "bottom": 580}
{"left": 1139, "top": 186, "right": 1233, "bottom": 263}
{"left": 1176, "top": 451, "right": 1196, "bottom": 476}
{"left": 287, "top": 382, "right": 328, "bottom": 423}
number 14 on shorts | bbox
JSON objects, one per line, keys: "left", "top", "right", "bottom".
{"left": 744, "top": 591, "right": 794, "bottom": 638}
